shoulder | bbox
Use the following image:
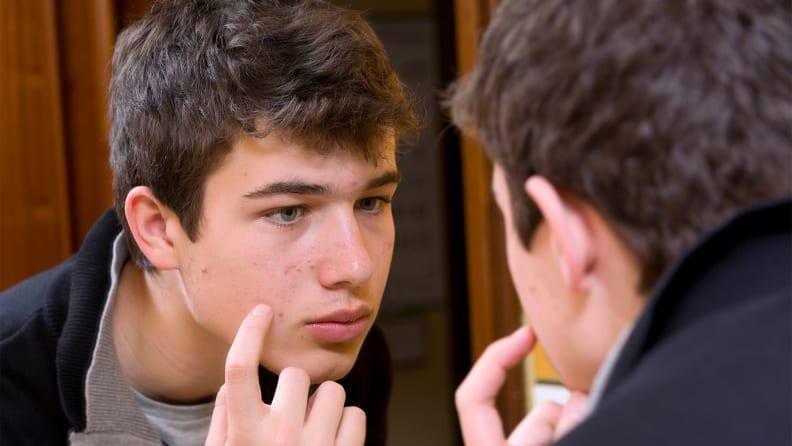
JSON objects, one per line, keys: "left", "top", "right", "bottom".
{"left": 561, "top": 289, "right": 791, "bottom": 445}
{"left": 339, "top": 324, "right": 392, "bottom": 446}
{"left": 0, "top": 257, "right": 75, "bottom": 340}
{"left": 341, "top": 324, "right": 391, "bottom": 398}
{"left": 0, "top": 260, "right": 75, "bottom": 444}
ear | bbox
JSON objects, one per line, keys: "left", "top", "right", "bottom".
{"left": 525, "top": 176, "right": 594, "bottom": 292}
{"left": 124, "top": 186, "right": 181, "bottom": 270}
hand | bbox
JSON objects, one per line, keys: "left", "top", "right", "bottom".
{"left": 455, "top": 327, "right": 588, "bottom": 446}
{"left": 205, "top": 304, "right": 366, "bottom": 446}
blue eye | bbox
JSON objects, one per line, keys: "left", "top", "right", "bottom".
{"left": 265, "top": 207, "right": 304, "bottom": 225}
{"left": 357, "top": 197, "right": 390, "bottom": 213}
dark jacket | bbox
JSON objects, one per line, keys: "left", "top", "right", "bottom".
{"left": 0, "top": 210, "right": 391, "bottom": 445}
{"left": 559, "top": 199, "right": 792, "bottom": 445}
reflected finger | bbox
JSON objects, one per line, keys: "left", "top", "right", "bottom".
{"left": 304, "top": 381, "right": 346, "bottom": 443}
{"left": 205, "top": 385, "right": 227, "bottom": 446}
{"left": 335, "top": 406, "right": 366, "bottom": 446}
{"left": 225, "top": 305, "right": 272, "bottom": 429}
{"left": 270, "top": 366, "right": 311, "bottom": 436}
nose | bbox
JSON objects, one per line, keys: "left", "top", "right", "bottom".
{"left": 316, "top": 213, "right": 374, "bottom": 290}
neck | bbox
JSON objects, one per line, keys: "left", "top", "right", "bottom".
{"left": 113, "top": 262, "right": 228, "bottom": 404}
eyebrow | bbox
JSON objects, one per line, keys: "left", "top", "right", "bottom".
{"left": 365, "top": 170, "right": 402, "bottom": 190}
{"left": 243, "top": 170, "right": 401, "bottom": 200}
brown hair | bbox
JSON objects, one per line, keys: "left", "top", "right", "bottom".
{"left": 450, "top": 0, "right": 792, "bottom": 291}
{"left": 110, "top": 0, "right": 417, "bottom": 268}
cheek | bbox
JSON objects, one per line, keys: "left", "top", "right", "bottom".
{"left": 187, "top": 246, "right": 298, "bottom": 320}
{"left": 505, "top": 237, "right": 531, "bottom": 296}
{"left": 380, "top": 236, "right": 395, "bottom": 262}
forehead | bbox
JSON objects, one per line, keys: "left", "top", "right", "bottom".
{"left": 209, "top": 132, "right": 397, "bottom": 191}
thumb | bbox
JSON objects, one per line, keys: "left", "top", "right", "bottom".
{"left": 553, "top": 392, "right": 588, "bottom": 441}
{"left": 507, "top": 400, "right": 562, "bottom": 446}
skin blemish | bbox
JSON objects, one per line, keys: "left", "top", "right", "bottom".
{"left": 201, "top": 267, "right": 208, "bottom": 274}
{"left": 283, "top": 264, "right": 297, "bottom": 276}
{"left": 277, "top": 312, "right": 284, "bottom": 320}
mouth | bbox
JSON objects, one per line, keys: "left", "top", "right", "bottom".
{"left": 304, "top": 306, "right": 371, "bottom": 344}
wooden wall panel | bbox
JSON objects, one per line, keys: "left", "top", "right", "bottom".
{"left": 0, "top": 0, "right": 73, "bottom": 290}
{"left": 55, "top": 0, "right": 117, "bottom": 246}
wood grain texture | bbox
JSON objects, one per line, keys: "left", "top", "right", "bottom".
{"left": 0, "top": 0, "right": 72, "bottom": 290}
{"left": 453, "top": 0, "right": 526, "bottom": 430}
{"left": 55, "top": 0, "right": 116, "bottom": 247}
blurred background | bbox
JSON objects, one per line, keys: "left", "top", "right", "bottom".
{"left": 0, "top": 0, "right": 565, "bottom": 444}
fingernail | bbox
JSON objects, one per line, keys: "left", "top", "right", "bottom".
{"left": 512, "top": 326, "right": 530, "bottom": 338}
{"left": 252, "top": 304, "right": 271, "bottom": 316}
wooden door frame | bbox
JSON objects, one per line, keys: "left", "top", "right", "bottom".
{"left": 453, "top": 0, "right": 527, "bottom": 431}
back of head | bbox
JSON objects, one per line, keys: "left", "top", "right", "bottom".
{"left": 110, "top": 0, "right": 416, "bottom": 267}
{"left": 451, "top": 0, "right": 792, "bottom": 291}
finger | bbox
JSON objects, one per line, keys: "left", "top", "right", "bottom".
{"left": 225, "top": 304, "right": 272, "bottom": 428}
{"left": 335, "top": 406, "right": 366, "bottom": 446}
{"left": 205, "top": 385, "right": 228, "bottom": 446}
{"left": 553, "top": 392, "right": 588, "bottom": 441}
{"left": 507, "top": 401, "right": 562, "bottom": 446}
{"left": 270, "top": 366, "right": 311, "bottom": 436}
{"left": 455, "top": 326, "right": 536, "bottom": 445}
{"left": 304, "top": 381, "right": 346, "bottom": 443}
{"left": 306, "top": 389, "right": 318, "bottom": 421}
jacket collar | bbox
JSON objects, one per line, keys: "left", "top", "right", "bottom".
{"left": 56, "top": 209, "right": 121, "bottom": 431}
{"left": 601, "top": 198, "right": 792, "bottom": 398}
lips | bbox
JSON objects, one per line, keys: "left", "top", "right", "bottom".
{"left": 305, "top": 306, "right": 371, "bottom": 344}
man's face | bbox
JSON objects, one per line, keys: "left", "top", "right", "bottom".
{"left": 173, "top": 133, "right": 397, "bottom": 383}
{"left": 492, "top": 166, "right": 593, "bottom": 390}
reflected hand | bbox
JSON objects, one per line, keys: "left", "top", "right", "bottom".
{"left": 205, "top": 305, "right": 366, "bottom": 446}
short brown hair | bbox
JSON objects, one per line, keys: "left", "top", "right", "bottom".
{"left": 451, "top": 0, "right": 792, "bottom": 291}
{"left": 110, "top": 0, "right": 416, "bottom": 268}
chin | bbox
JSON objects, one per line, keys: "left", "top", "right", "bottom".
{"left": 304, "top": 353, "right": 357, "bottom": 383}
{"left": 556, "top": 360, "right": 598, "bottom": 393}
{"left": 263, "top": 349, "right": 358, "bottom": 384}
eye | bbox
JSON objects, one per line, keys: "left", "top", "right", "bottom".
{"left": 263, "top": 206, "right": 305, "bottom": 225}
{"left": 356, "top": 196, "right": 390, "bottom": 214}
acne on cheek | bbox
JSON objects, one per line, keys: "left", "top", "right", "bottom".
{"left": 282, "top": 264, "right": 304, "bottom": 276}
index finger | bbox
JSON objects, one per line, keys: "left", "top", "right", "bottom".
{"left": 225, "top": 304, "right": 273, "bottom": 428}
{"left": 455, "top": 326, "right": 536, "bottom": 445}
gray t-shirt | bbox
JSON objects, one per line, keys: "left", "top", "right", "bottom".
{"left": 131, "top": 388, "right": 214, "bottom": 446}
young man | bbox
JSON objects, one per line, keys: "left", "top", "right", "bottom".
{"left": 0, "top": 1, "right": 415, "bottom": 445}
{"left": 450, "top": 0, "right": 791, "bottom": 444}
